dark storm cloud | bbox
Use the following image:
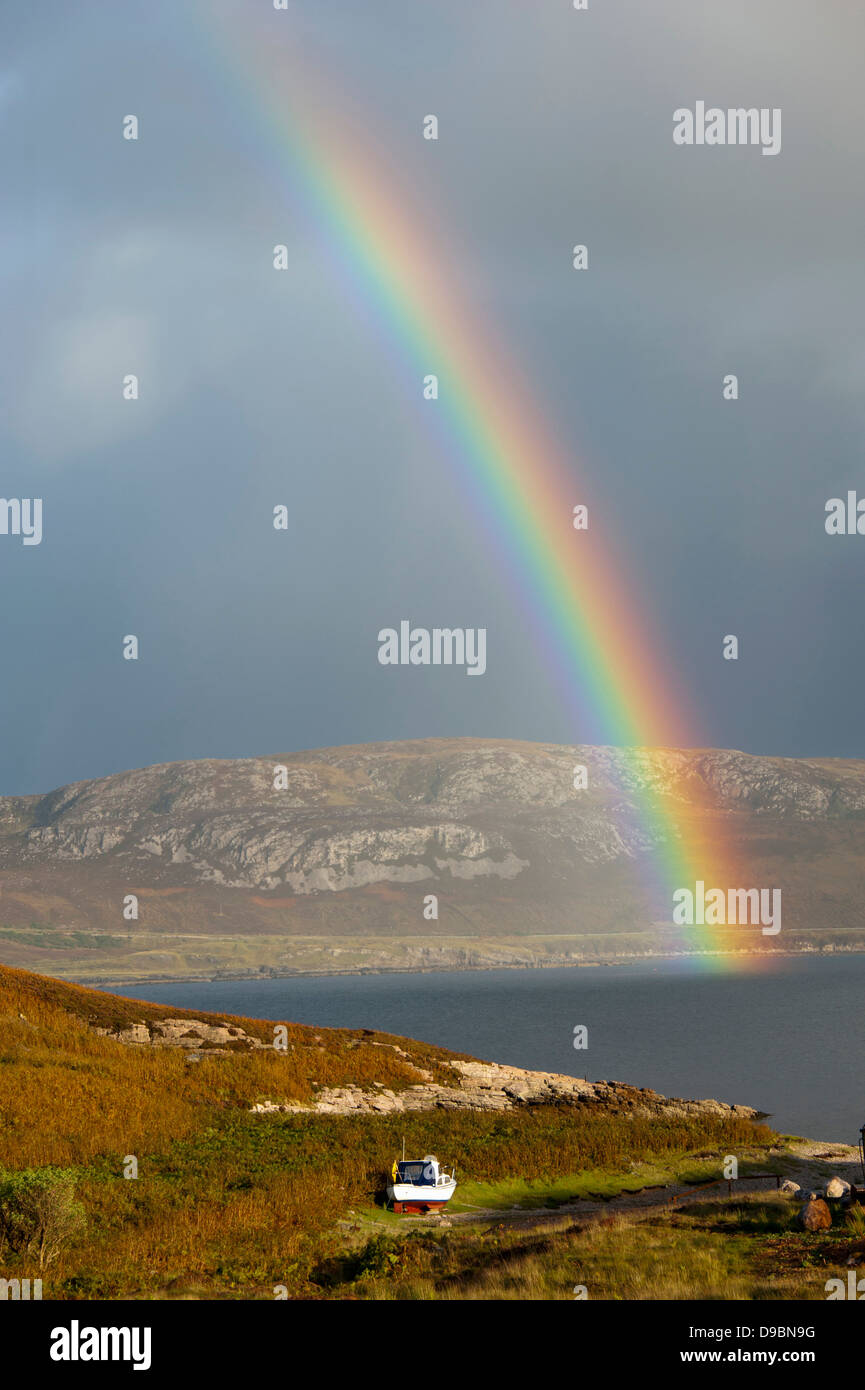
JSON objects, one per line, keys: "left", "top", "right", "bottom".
{"left": 0, "top": 0, "right": 862, "bottom": 793}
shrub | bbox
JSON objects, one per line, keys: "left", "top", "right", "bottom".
{"left": 352, "top": 1235, "right": 401, "bottom": 1279}
{"left": 0, "top": 1167, "right": 85, "bottom": 1268}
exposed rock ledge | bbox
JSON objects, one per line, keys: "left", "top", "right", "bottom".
{"left": 94, "top": 1014, "right": 758, "bottom": 1120}
{"left": 250, "top": 1058, "right": 758, "bottom": 1120}
{"left": 94, "top": 1017, "right": 265, "bottom": 1050}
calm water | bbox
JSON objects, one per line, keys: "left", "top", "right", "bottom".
{"left": 114, "top": 955, "right": 865, "bottom": 1142}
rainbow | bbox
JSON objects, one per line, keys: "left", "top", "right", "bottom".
{"left": 192, "top": 3, "right": 748, "bottom": 967}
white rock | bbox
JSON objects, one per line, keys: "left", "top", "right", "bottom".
{"left": 825, "top": 1177, "right": 851, "bottom": 1199}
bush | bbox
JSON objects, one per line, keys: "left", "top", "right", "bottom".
{"left": 0, "top": 1167, "right": 85, "bottom": 1268}
{"left": 352, "top": 1235, "right": 401, "bottom": 1279}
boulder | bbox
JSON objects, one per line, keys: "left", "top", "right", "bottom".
{"left": 779, "top": 1180, "right": 801, "bottom": 1197}
{"left": 798, "top": 1198, "right": 832, "bottom": 1232}
{"left": 825, "top": 1177, "right": 851, "bottom": 1200}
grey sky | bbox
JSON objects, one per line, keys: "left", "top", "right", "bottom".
{"left": 0, "top": 0, "right": 863, "bottom": 795}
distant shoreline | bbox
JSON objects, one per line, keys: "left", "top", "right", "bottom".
{"left": 79, "top": 943, "right": 865, "bottom": 993}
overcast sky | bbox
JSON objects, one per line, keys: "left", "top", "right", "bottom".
{"left": 0, "top": 0, "right": 862, "bottom": 795}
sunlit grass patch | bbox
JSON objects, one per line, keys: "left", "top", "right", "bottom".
{"left": 450, "top": 1165, "right": 672, "bottom": 1212}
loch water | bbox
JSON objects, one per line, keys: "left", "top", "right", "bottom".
{"left": 115, "top": 954, "right": 865, "bottom": 1141}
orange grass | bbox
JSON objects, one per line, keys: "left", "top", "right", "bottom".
{"left": 0, "top": 963, "right": 463, "bottom": 1167}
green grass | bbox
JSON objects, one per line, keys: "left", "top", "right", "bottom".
{"left": 0, "top": 925, "right": 125, "bottom": 952}
{"left": 448, "top": 1149, "right": 790, "bottom": 1212}
{"left": 450, "top": 1166, "right": 671, "bottom": 1211}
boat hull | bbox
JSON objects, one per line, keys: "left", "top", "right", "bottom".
{"left": 387, "top": 1180, "right": 456, "bottom": 1213}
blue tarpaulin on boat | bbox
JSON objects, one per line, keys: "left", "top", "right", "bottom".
{"left": 397, "top": 1161, "right": 433, "bottom": 1185}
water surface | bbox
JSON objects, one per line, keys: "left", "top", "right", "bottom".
{"left": 114, "top": 955, "right": 865, "bottom": 1141}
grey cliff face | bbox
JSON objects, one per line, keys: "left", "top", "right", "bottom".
{"left": 1, "top": 739, "right": 864, "bottom": 947}
{"left": 1, "top": 739, "right": 864, "bottom": 895}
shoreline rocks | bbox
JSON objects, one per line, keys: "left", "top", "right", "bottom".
{"left": 250, "top": 1057, "right": 759, "bottom": 1120}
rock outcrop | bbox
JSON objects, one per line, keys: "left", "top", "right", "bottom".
{"left": 249, "top": 1056, "right": 759, "bottom": 1120}
{"left": 95, "top": 1017, "right": 265, "bottom": 1052}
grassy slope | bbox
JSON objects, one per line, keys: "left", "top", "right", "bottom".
{"left": 336, "top": 1195, "right": 865, "bottom": 1301}
{"left": 2, "top": 962, "right": 853, "bottom": 1301}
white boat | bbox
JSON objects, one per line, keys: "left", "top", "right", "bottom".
{"left": 387, "top": 1154, "right": 457, "bottom": 1213}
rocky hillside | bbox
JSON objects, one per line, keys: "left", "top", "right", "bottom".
{"left": 1, "top": 738, "right": 864, "bottom": 978}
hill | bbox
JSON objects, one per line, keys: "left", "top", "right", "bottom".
{"left": 1, "top": 738, "right": 864, "bottom": 981}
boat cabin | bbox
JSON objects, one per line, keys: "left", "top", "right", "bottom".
{"left": 395, "top": 1158, "right": 440, "bottom": 1185}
